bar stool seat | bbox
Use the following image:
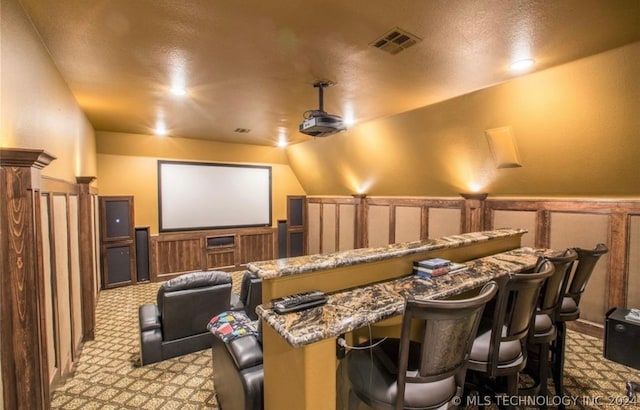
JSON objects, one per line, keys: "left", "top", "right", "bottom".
{"left": 469, "top": 326, "right": 523, "bottom": 366}
{"left": 532, "top": 313, "right": 555, "bottom": 339}
{"left": 558, "top": 297, "right": 579, "bottom": 320}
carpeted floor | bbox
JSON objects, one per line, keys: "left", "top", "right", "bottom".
{"left": 51, "top": 276, "right": 640, "bottom": 409}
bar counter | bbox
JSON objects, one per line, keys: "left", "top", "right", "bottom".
{"left": 250, "top": 228, "right": 535, "bottom": 410}
{"left": 256, "top": 246, "right": 541, "bottom": 348}
{"left": 248, "top": 228, "right": 527, "bottom": 279}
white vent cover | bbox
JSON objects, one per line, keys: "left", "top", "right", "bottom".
{"left": 371, "top": 27, "right": 421, "bottom": 55}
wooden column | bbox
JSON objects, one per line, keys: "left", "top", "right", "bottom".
{"left": 0, "top": 148, "right": 55, "bottom": 410}
{"left": 76, "top": 176, "right": 96, "bottom": 341}
{"left": 608, "top": 212, "right": 629, "bottom": 310}
{"left": 460, "top": 193, "right": 488, "bottom": 233}
{"left": 352, "top": 194, "right": 367, "bottom": 249}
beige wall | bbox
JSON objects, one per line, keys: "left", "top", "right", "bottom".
{"left": 0, "top": 0, "right": 96, "bottom": 181}
{"left": 96, "top": 132, "right": 306, "bottom": 234}
{"left": 287, "top": 42, "right": 640, "bottom": 198}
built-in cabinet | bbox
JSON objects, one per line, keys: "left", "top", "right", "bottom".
{"left": 150, "top": 226, "right": 276, "bottom": 281}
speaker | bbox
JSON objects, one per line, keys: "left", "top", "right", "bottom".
{"left": 105, "top": 245, "right": 133, "bottom": 286}
{"left": 289, "top": 231, "right": 304, "bottom": 257}
{"left": 604, "top": 307, "right": 640, "bottom": 370}
{"left": 135, "top": 227, "right": 150, "bottom": 282}
{"left": 288, "top": 197, "right": 304, "bottom": 227}
{"left": 103, "top": 198, "right": 133, "bottom": 240}
{"left": 277, "top": 220, "right": 287, "bottom": 258}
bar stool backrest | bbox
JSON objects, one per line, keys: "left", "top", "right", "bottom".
{"left": 566, "top": 243, "right": 608, "bottom": 305}
{"left": 540, "top": 250, "right": 578, "bottom": 320}
{"left": 395, "top": 281, "right": 499, "bottom": 409}
{"left": 486, "top": 260, "right": 554, "bottom": 377}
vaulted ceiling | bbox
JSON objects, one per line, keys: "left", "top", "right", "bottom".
{"left": 19, "top": 0, "right": 640, "bottom": 146}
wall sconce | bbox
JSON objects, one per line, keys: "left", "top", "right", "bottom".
{"left": 485, "top": 126, "right": 522, "bottom": 168}
{"left": 460, "top": 192, "right": 488, "bottom": 201}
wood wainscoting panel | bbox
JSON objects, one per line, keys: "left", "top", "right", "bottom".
{"left": 428, "top": 207, "right": 462, "bottom": 239}
{"left": 154, "top": 237, "right": 203, "bottom": 277}
{"left": 550, "top": 212, "right": 610, "bottom": 325}
{"left": 68, "top": 195, "right": 83, "bottom": 360}
{"left": 367, "top": 205, "right": 390, "bottom": 248}
{"left": 93, "top": 196, "right": 102, "bottom": 293}
{"left": 40, "top": 195, "right": 57, "bottom": 384}
{"left": 321, "top": 204, "right": 337, "bottom": 254}
{"left": 52, "top": 194, "right": 73, "bottom": 377}
{"left": 207, "top": 251, "right": 235, "bottom": 270}
{"left": 492, "top": 210, "right": 536, "bottom": 247}
{"left": 338, "top": 205, "right": 355, "bottom": 251}
{"left": 394, "top": 206, "right": 421, "bottom": 244}
{"left": 307, "top": 203, "right": 321, "bottom": 255}
{"left": 628, "top": 215, "right": 640, "bottom": 308}
{"left": 240, "top": 231, "right": 275, "bottom": 265}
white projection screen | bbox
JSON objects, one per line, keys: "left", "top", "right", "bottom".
{"left": 158, "top": 161, "right": 272, "bottom": 232}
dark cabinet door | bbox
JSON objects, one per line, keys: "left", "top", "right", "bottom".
{"left": 99, "top": 196, "right": 136, "bottom": 288}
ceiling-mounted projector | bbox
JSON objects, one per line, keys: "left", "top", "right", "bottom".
{"left": 299, "top": 81, "right": 346, "bottom": 137}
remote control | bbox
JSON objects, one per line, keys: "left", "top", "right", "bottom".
{"left": 272, "top": 290, "right": 327, "bottom": 314}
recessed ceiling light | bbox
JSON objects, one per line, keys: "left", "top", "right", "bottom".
{"left": 510, "top": 58, "right": 535, "bottom": 72}
{"left": 154, "top": 122, "right": 168, "bottom": 136}
{"left": 170, "top": 86, "right": 188, "bottom": 96}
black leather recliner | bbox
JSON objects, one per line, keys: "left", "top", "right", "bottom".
{"left": 230, "top": 271, "right": 262, "bottom": 321}
{"left": 138, "top": 270, "right": 233, "bottom": 365}
{"left": 212, "top": 333, "right": 264, "bottom": 410}
{"left": 213, "top": 271, "right": 264, "bottom": 410}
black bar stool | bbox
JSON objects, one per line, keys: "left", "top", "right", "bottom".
{"left": 551, "top": 243, "right": 608, "bottom": 404}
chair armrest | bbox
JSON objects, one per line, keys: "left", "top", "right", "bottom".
{"left": 225, "top": 335, "right": 263, "bottom": 370}
{"left": 139, "top": 304, "right": 161, "bottom": 332}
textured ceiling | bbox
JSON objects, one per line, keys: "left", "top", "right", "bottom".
{"left": 19, "top": 0, "right": 640, "bottom": 146}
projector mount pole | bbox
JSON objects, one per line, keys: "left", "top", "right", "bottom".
{"left": 314, "top": 81, "right": 331, "bottom": 114}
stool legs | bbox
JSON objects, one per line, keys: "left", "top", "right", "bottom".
{"left": 552, "top": 321, "right": 567, "bottom": 408}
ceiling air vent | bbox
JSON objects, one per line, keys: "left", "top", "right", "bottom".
{"left": 371, "top": 27, "right": 421, "bottom": 55}
{"left": 234, "top": 128, "right": 251, "bottom": 133}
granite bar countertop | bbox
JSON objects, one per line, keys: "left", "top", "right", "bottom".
{"left": 248, "top": 228, "right": 527, "bottom": 279}
{"left": 257, "top": 247, "right": 547, "bottom": 347}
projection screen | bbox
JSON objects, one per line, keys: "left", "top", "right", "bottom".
{"left": 158, "top": 160, "right": 272, "bottom": 232}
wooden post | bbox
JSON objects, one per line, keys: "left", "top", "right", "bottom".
{"left": 352, "top": 194, "right": 367, "bottom": 248}
{"left": 0, "top": 148, "right": 55, "bottom": 410}
{"left": 460, "top": 193, "right": 488, "bottom": 233}
{"left": 76, "top": 176, "right": 97, "bottom": 341}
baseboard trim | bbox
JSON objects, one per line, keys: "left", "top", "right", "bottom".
{"left": 567, "top": 319, "right": 604, "bottom": 339}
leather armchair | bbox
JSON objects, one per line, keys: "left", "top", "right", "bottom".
{"left": 230, "top": 271, "right": 262, "bottom": 321}
{"left": 139, "top": 270, "right": 233, "bottom": 365}
{"left": 212, "top": 333, "right": 264, "bottom": 410}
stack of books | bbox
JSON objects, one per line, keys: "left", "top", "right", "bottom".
{"left": 625, "top": 308, "right": 640, "bottom": 324}
{"left": 413, "top": 257, "right": 468, "bottom": 279}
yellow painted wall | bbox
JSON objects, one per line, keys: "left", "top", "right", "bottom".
{"left": 287, "top": 42, "right": 640, "bottom": 197}
{"left": 0, "top": 0, "right": 96, "bottom": 181}
{"left": 96, "top": 132, "right": 306, "bottom": 233}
